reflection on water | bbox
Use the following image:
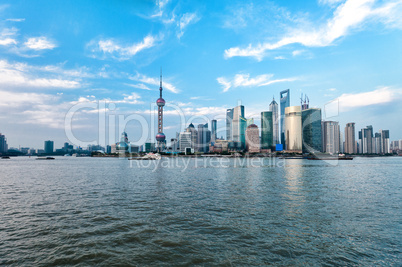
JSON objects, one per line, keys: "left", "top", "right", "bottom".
{"left": 0, "top": 157, "right": 400, "bottom": 265}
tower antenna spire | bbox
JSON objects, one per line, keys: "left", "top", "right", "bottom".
{"left": 160, "top": 67, "right": 162, "bottom": 98}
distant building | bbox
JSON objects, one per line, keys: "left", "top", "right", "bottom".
{"left": 179, "top": 132, "right": 192, "bottom": 153}
{"left": 0, "top": 133, "right": 8, "bottom": 153}
{"left": 374, "top": 132, "right": 381, "bottom": 154}
{"left": 344, "top": 122, "right": 356, "bottom": 154}
{"left": 211, "top": 119, "right": 217, "bottom": 142}
{"left": 322, "top": 121, "right": 340, "bottom": 154}
{"left": 226, "top": 108, "right": 234, "bottom": 140}
{"left": 280, "top": 89, "right": 290, "bottom": 148}
{"left": 380, "top": 129, "right": 390, "bottom": 154}
{"left": 245, "top": 124, "right": 260, "bottom": 153}
{"left": 186, "top": 123, "right": 198, "bottom": 150}
{"left": 197, "top": 123, "right": 211, "bottom": 153}
{"left": 361, "top": 125, "right": 374, "bottom": 154}
{"left": 302, "top": 108, "right": 322, "bottom": 154}
{"left": 209, "top": 139, "right": 229, "bottom": 153}
{"left": 269, "top": 97, "right": 279, "bottom": 145}
{"left": 232, "top": 105, "right": 245, "bottom": 147}
{"left": 106, "top": 145, "right": 111, "bottom": 154}
{"left": 145, "top": 142, "right": 155, "bottom": 153}
{"left": 261, "top": 111, "right": 273, "bottom": 150}
{"left": 285, "top": 106, "right": 302, "bottom": 152}
{"left": 44, "top": 140, "right": 54, "bottom": 154}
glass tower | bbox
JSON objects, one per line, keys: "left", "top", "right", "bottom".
{"left": 280, "top": 89, "right": 290, "bottom": 148}
{"left": 269, "top": 97, "right": 279, "bottom": 145}
{"left": 261, "top": 111, "right": 273, "bottom": 150}
{"left": 302, "top": 108, "right": 322, "bottom": 154}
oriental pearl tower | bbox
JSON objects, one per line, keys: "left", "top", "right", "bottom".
{"left": 155, "top": 69, "right": 166, "bottom": 152}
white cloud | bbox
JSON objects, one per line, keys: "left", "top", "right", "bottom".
{"left": 129, "top": 72, "right": 179, "bottom": 93}
{"left": 217, "top": 73, "right": 297, "bottom": 92}
{"left": 89, "top": 34, "right": 158, "bottom": 60}
{"left": 337, "top": 87, "right": 400, "bottom": 110}
{"left": 177, "top": 13, "right": 200, "bottom": 39}
{"left": 6, "top": 18, "right": 25, "bottom": 22}
{"left": 0, "top": 60, "right": 80, "bottom": 89}
{"left": 124, "top": 83, "right": 152, "bottom": 90}
{"left": 224, "top": 0, "right": 402, "bottom": 60}
{"left": 24, "top": 37, "right": 57, "bottom": 50}
{"left": 0, "top": 27, "right": 18, "bottom": 46}
{"left": 292, "top": 49, "right": 305, "bottom": 56}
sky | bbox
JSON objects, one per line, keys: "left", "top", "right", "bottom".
{"left": 0, "top": 0, "right": 402, "bottom": 149}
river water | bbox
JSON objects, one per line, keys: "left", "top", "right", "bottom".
{"left": 0, "top": 156, "right": 400, "bottom": 265}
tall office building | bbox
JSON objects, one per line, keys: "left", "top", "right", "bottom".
{"left": 374, "top": 132, "right": 381, "bottom": 154}
{"left": 44, "top": 140, "right": 54, "bottom": 154}
{"left": 226, "top": 108, "right": 234, "bottom": 140}
{"left": 186, "top": 123, "right": 198, "bottom": 150}
{"left": 301, "top": 108, "right": 322, "bottom": 154}
{"left": 0, "top": 133, "right": 8, "bottom": 153}
{"left": 269, "top": 97, "right": 279, "bottom": 145}
{"left": 322, "top": 121, "right": 340, "bottom": 154}
{"left": 361, "top": 125, "right": 374, "bottom": 154}
{"left": 197, "top": 123, "right": 211, "bottom": 153}
{"left": 179, "top": 132, "right": 192, "bottom": 153}
{"left": 245, "top": 124, "right": 260, "bottom": 153}
{"left": 285, "top": 106, "right": 302, "bottom": 152}
{"left": 211, "top": 119, "right": 217, "bottom": 142}
{"left": 280, "top": 89, "right": 290, "bottom": 148}
{"left": 380, "top": 129, "right": 390, "bottom": 154}
{"left": 261, "top": 111, "right": 273, "bottom": 150}
{"left": 232, "top": 105, "right": 245, "bottom": 147}
{"left": 344, "top": 122, "right": 356, "bottom": 154}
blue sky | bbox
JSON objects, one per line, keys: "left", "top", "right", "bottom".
{"left": 0, "top": 0, "right": 401, "bottom": 148}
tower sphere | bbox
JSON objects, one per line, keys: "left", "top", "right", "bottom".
{"left": 156, "top": 97, "right": 165, "bottom": 106}
{"left": 156, "top": 132, "right": 166, "bottom": 141}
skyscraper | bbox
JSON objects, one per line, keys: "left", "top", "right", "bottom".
{"left": 0, "top": 133, "right": 8, "bottom": 153}
{"left": 155, "top": 70, "right": 166, "bottom": 152}
{"left": 280, "top": 89, "right": 290, "bottom": 148}
{"left": 232, "top": 105, "right": 245, "bottom": 147}
{"left": 211, "top": 119, "right": 217, "bottom": 142}
{"left": 344, "top": 122, "right": 356, "bottom": 154}
{"left": 186, "top": 123, "right": 198, "bottom": 150}
{"left": 179, "top": 132, "right": 191, "bottom": 153}
{"left": 226, "top": 108, "right": 233, "bottom": 140}
{"left": 361, "top": 125, "right": 373, "bottom": 154}
{"left": 302, "top": 108, "right": 322, "bottom": 154}
{"left": 245, "top": 124, "right": 260, "bottom": 153}
{"left": 380, "top": 129, "right": 390, "bottom": 154}
{"left": 197, "top": 123, "right": 211, "bottom": 153}
{"left": 322, "top": 121, "right": 340, "bottom": 154}
{"left": 285, "top": 106, "right": 302, "bottom": 152}
{"left": 44, "top": 140, "right": 54, "bottom": 154}
{"left": 261, "top": 111, "right": 273, "bottom": 150}
{"left": 269, "top": 97, "right": 279, "bottom": 145}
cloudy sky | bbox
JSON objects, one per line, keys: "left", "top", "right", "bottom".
{"left": 1, "top": 0, "right": 401, "bottom": 149}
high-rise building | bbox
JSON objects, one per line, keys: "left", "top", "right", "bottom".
{"left": 301, "top": 108, "right": 322, "bottom": 154}
{"left": 211, "top": 119, "right": 217, "bottom": 142}
{"left": 186, "top": 123, "right": 198, "bottom": 150}
{"left": 285, "top": 106, "right": 302, "bottom": 152}
{"left": 380, "top": 129, "right": 390, "bottom": 154}
{"left": 245, "top": 124, "right": 260, "bottom": 153}
{"left": 155, "top": 70, "right": 166, "bottom": 152}
{"left": 261, "top": 111, "right": 273, "bottom": 150}
{"left": 179, "top": 132, "right": 192, "bottom": 153}
{"left": 232, "top": 105, "right": 245, "bottom": 146}
{"left": 269, "top": 97, "right": 279, "bottom": 145}
{"left": 322, "top": 121, "right": 340, "bottom": 154}
{"left": 344, "top": 123, "right": 356, "bottom": 154}
{"left": 361, "top": 125, "right": 373, "bottom": 154}
{"left": 197, "top": 123, "right": 211, "bottom": 153}
{"left": 280, "top": 89, "right": 290, "bottom": 148}
{"left": 374, "top": 132, "right": 381, "bottom": 154}
{"left": 358, "top": 130, "right": 362, "bottom": 154}
{"left": 226, "top": 108, "right": 234, "bottom": 140}
{"left": 44, "top": 140, "right": 54, "bottom": 154}
{"left": 0, "top": 133, "right": 8, "bottom": 153}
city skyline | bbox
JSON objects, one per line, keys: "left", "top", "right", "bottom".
{"left": 1, "top": 0, "right": 402, "bottom": 148}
